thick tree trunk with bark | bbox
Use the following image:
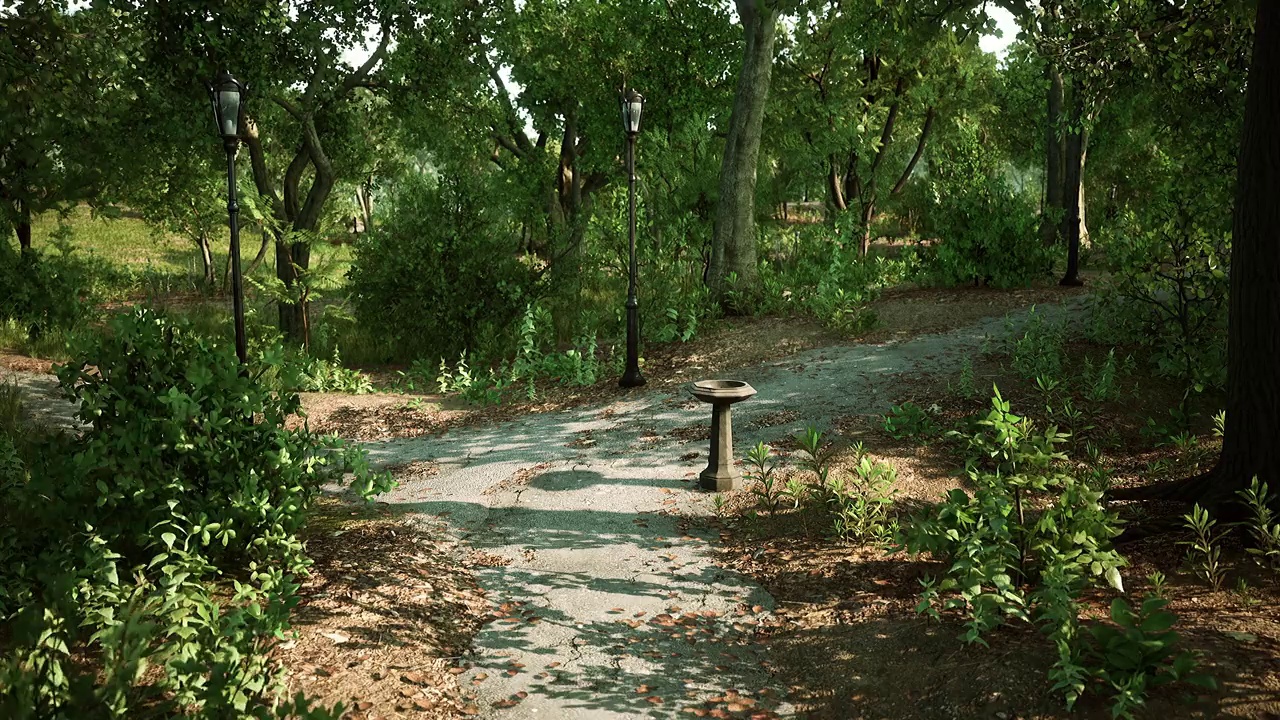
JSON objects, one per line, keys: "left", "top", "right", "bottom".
{"left": 1043, "top": 65, "right": 1066, "bottom": 246}
{"left": 1114, "top": 1, "right": 1280, "bottom": 507}
{"left": 15, "top": 200, "right": 31, "bottom": 252}
{"left": 1059, "top": 92, "right": 1088, "bottom": 286}
{"left": 708, "top": 0, "right": 779, "bottom": 298}
{"left": 196, "top": 233, "right": 215, "bottom": 287}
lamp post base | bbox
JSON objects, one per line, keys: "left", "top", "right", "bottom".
{"left": 619, "top": 369, "right": 647, "bottom": 388}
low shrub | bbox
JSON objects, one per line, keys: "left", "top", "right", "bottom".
{"left": 348, "top": 171, "right": 539, "bottom": 363}
{"left": 918, "top": 120, "right": 1053, "bottom": 289}
{"left": 0, "top": 241, "right": 90, "bottom": 335}
{"left": 0, "top": 308, "right": 391, "bottom": 717}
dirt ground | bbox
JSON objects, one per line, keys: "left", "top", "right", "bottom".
{"left": 277, "top": 494, "right": 491, "bottom": 719}
{"left": 12, "top": 281, "right": 1265, "bottom": 719}
{"left": 295, "top": 282, "right": 1088, "bottom": 442}
{"left": 708, "top": 334, "right": 1280, "bottom": 720}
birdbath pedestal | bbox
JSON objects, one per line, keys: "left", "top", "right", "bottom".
{"left": 690, "top": 380, "right": 757, "bottom": 492}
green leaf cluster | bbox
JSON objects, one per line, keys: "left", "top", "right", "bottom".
{"left": 0, "top": 308, "right": 392, "bottom": 717}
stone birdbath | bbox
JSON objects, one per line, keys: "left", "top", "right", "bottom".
{"left": 690, "top": 379, "right": 757, "bottom": 491}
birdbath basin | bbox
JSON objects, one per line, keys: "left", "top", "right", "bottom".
{"left": 690, "top": 380, "right": 756, "bottom": 491}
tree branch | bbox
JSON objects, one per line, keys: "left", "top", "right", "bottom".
{"left": 892, "top": 106, "right": 935, "bottom": 195}
{"left": 339, "top": 26, "right": 392, "bottom": 97}
{"left": 241, "top": 116, "right": 285, "bottom": 221}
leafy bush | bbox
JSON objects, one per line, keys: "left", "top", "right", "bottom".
{"left": 881, "top": 402, "right": 939, "bottom": 441}
{"left": 287, "top": 349, "right": 375, "bottom": 394}
{"left": 0, "top": 308, "right": 391, "bottom": 717}
{"left": 1005, "top": 307, "right": 1067, "bottom": 381}
{"left": 754, "top": 236, "right": 913, "bottom": 332}
{"left": 919, "top": 120, "right": 1053, "bottom": 289}
{"left": 348, "top": 171, "right": 539, "bottom": 363}
{"left": 1083, "top": 596, "right": 1211, "bottom": 719}
{"left": 0, "top": 241, "right": 90, "bottom": 335}
{"left": 903, "top": 388, "right": 1125, "bottom": 642}
{"left": 433, "top": 303, "right": 607, "bottom": 405}
{"left": 897, "top": 388, "right": 1210, "bottom": 714}
{"left": 1095, "top": 190, "right": 1229, "bottom": 393}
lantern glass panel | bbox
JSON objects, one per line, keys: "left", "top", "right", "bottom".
{"left": 216, "top": 88, "right": 241, "bottom": 137}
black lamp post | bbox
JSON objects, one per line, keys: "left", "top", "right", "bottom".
{"left": 208, "top": 71, "right": 248, "bottom": 365}
{"left": 619, "top": 89, "right": 646, "bottom": 388}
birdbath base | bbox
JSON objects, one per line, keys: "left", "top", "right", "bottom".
{"left": 689, "top": 380, "right": 757, "bottom": 492}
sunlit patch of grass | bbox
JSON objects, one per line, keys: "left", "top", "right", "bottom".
{"left": 27, "top": 207, "right": 356, "bottom": 303}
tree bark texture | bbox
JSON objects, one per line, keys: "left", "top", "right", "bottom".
{"left": 1043, "top": 64, "right": 1066, "bottom": 246}
{"left": 1113, "top": 1, "right": 1280, "bottom": 506}
{"left": 1059, "top": 90, "right": 1088, "bottom": 286}
{"left": 15, "top": 199, "right": 31, "bottom": 252}
{"left": 196, "top": 233, "right": 215, "bottom": 286}
{"left": 1204, "top": 1, "right": 1280, "bottom": 500}
{"left": 708, "top": 0, "right": 779, "bottom": 298}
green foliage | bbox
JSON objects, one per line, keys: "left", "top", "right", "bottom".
{"left": 1006, "top": 308, "right": 1067, "bottom": 382}
{"left": 1236, "top": 478, "right": 1280, "bottom": 571}
{"left": 903, "top": 388, "right": 1125, "bottom": 644}
{"left": 1180, "top": 504, "right": 1226, "bottom": 591}
{"left": 919, "top": 119, "right": 1053, "bottom": 289}
{"left": 745, "top": 442, "right": 785, "bottom": 515}
{"left": 0, "top": 241, "right": 90, "bottom": 335}
{"left": 0, "top": 308, "right": 391, "bottom": 716}
{"left": 795, "top": 428, "right": 896, "bottom": 543}
{"left": 1096, "top": 189, "right": 1230, "bottom": 394}
{"left": 433, "top": 303, "right": 606, "bottom": 405}
{"left": 950, "top": 357, "right": 978, "bottom": 399}
{"left": 738, "top": 231, "right": 912, "bottom": 331}
{"left": 288, "top": 349, "right": 375, "bottom": 394}
{"left": 880, "top": 401, "right": 939, "bottom": 441}
{"left": 348, "top": 171, "right": 539, "bottom": 363}
{"left": 1082, "top": 349, "right": 1125, "bottom": 403}
{"left": 1085, "top": 596, "right": 1211, "bottom": 719}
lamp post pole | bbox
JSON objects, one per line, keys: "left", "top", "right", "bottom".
{"left": 223, "top": 137, "right": 247, "bottom": 365}
{"left": 619, "top": 90, "right": 646, "bottom": 388}
{"left": 210, "top": 71, "right": 248, "bottom": 365}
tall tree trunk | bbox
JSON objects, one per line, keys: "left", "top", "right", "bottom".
{"left": 276, "top": 233, "right": 312, "bottom": 344}
{"left": 1077, "top": 123, "right": 1091, "bottom": 248}
{"left": 827, "top": 155, "right": 848, "bottom": 212}
{"left": 1114, "top": 1, "right": 1280, "bottom": 507}
{"left": 196, "top": 233, "right": 215, "bottom": 287}
{"left": 1059, "top": 91, "right": 1086, "bottom": 286}
{"left": 708, "top": 0, "right": 779, "bottom": 299}
{"left": 1043, "top": 65, "right": 1066, "bottom": 246}
{"left": 15, "top": 199, "right": 31, "bottom": 252}
{"left": 856, "top": 79, "right": 904, "bottom": 257}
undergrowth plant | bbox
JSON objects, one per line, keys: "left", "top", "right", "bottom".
{"left": 1006, "top": 308, "right": 1067, "bottom": 382}
{"left": 795, "top": 427, "right": 896, "bottom": 543}
{"left": 1181, "top": 504, "right": 1226, "bottom": 591}
{"left": 1237, "top": 477, "right": 1280, "bottom": 570}
{"left": 745, "top": 442, "right": 785, "bottom": 514}
{"left": 1084, "top": 596, "right": 1212, "bottom": 719}
{"left": 901, "top": 387, "right": 1163, "bottom": 713}
{"left": 434, "top": 304, "right": 606, "bottom": 405}
{"left": 0, "top": 308, "right": 391, "bottom": 717}
{"left": 881, "top": 402, "right": 939, "bottom": 441}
